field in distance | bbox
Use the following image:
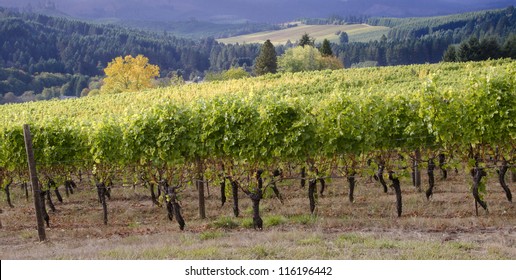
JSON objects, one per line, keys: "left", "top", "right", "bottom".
{"left": 217, "top": 23, "right": 390, "bottom": 45}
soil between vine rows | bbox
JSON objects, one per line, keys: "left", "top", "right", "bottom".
{"left": 0, "top": 172, "right": 514, "bottom": 259}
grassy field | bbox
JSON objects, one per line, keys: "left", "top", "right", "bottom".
{"left": 0, "top": 171, "right": 514, "bottom": 260}
{"left": 217, "top": 23, "right": 390, "bottom": 45}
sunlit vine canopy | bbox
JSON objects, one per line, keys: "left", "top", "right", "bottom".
{"left": 0, "top": 59, "right": 514, "bottom": 174}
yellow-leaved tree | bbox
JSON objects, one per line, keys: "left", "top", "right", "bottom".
{"left": 101, "top": 54, "right": 160, "bottom": 94}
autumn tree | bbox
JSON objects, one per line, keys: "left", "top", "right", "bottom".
{"left": 101, "top": 55, "right": 160, "bottom": 94}
{"left": 254, "top": 40, "right": 277, "bottom": 75}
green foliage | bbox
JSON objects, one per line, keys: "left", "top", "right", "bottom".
{"left": 223, "top": 68, "right": 250, "bottom": 80}
{"left": 456, "top": 36, "right": 504, "bottom": 62}
{"left": 212, "top": 216, "right": 239, "bottom": 229}
{"left": 279, "top": 46, "right": 320, "bottom": 72}
{"left": 2, "top": 6, "right": 516, "bottom": 104}
{"left": 168, "top": 72, "right": 186, "bottom": 87}
{"left": 0, "top": 7, "right": 262, "bottom": 98}
{"left": 319, "top": 39, "right": 333, "bottom": 56}
{"left": 240, "top": 218, "right": 254, "bottom": 229}
{"left": 205, "top": 67, "right": 250, "bottom": 82}
{"left": 0, "top": 68, "right": 92, "bottom": 103}
{"left": 278, "top": 46, "right": 342, "bottom": 73}
{"left": 340, "top": 7, "right": 516, "bottom": 67}
{"left": 254, "top": 40, "right": 277, "bottom": 76}
{"left": 299, "top": 33, "right": 315, "bottom": 47}
{"left": 0, "top": 60, "right": 514, "bottom": 191}
{"left": 503, "top": 34, "right": 516, "bottom": 58}
{"left": 264, "top": 215, "right": 287, "bottom": 227}
{"left": 442, "top": 45, "right": 457, "bottom": 62}
{"left": 339, "top": 32, "right": 349, "bottom": 44}
{"left": 204, "top": 71, "right": 224, "bottom": 82}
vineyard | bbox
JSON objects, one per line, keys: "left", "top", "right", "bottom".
{"left": 0, "top": 59, "right": 515, "bottom": 257}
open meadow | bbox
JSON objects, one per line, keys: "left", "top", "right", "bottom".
{"left": 217, "top": 23, "right": 389, "bottom": 44}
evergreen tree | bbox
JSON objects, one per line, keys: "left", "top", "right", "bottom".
{"left": 442, "top": 45, "right": 457, "bottom": 62}
{"left": 502, "top": 34, "right": 516, "bottom": 59}
{"left": 458, "top": 37, "right": 481, "bottom": 62}
{"left": 339, "top": 32, "right": 349, "bottom": 45}
{"left": 320, "top": 39, "right": 333, "bottom": 57}
{"left": 254, "top": 39, "right": 277, "bottom": 76}
{"left": 299, "top": 33, "right": 315, "bottom": 47}
{"left": 479, "top": 37, "right": 501, "bottom": 60}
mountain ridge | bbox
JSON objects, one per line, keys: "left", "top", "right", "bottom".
{"left": 1, "top": 0, "right": 514, "bottom": 23}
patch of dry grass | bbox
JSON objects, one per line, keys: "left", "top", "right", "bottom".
{"left": 217, "top": 23, "right": 390, "bottom": 45}
{"left": 0, "top": 173, "right": 514, "bottom": 259}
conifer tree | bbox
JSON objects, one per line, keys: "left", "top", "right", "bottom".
{"left": 254, "top": 40, "right": 277, "bottom": 76}
{"left": 299, "top": 33, "right": 315, "bottom": 47}
{"left": 320, "top": 39, "right": 333, "bottom": 57}
{"left": 339, "top": 32, "right": 349, "bottom": 44}
{"left": 442, "top": 45, "right": 457, "bottom": 62}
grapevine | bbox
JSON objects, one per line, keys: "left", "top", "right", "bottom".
{"left": 0, "top": 60, "right": 514, "bottom": 228}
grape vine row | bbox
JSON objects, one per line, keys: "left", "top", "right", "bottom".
{"left": 0, "top": 59, "right": 514, "bottom": 229}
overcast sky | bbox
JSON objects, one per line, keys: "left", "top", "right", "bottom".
{"left": 1, "top": 0, "right": 514, "bottom": 22}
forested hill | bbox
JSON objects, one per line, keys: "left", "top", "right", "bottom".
{"left": 0, "top": 7, "right": 268, "bottom": 77}
{"left": 1, "top": 6, "right": 515, "bottom": 104}
{"left": 335, "top": 6, "right": 516, "bottom": 67}
{"left": 369, "top": 7, "right": 516, "bottom": 40}
{"left": 0, "top": 7, "right": 262, "bottom": 101}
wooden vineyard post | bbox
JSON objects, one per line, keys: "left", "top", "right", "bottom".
{"left": 23, "top": 124, "right": 46, "bottom": 242}
{"left": 197, "top": 158, "right": 206, "bottom": 219}
{"left": 413, "top": 149, "right": 421, "bottom": 191}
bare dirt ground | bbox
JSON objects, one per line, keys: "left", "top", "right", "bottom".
{"left": 0, "top": 172, "right": 514, "bottom": 259}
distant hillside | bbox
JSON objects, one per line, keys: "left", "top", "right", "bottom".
{"left": 1, "top": 6, "right": 515, "bottom": 104}
{"left": 97, "top": 18, "right": 280, "bottom": 40}
{"left": 218, "top": 23, "right": 389, "bottom": 45}
{"left": 369, "top": 6, "right": 516, "bottom": 40}
{"left": 0, "top": 7, "right": 264, "bottom": 101}
{"left": 336, "top": 6, "right": 516, "bottom": 67}
{"left": 1, "top": 0, "right": 515, "bottom": 22}
{"left": 218, "top": 6, "right": 516, "bottom": 46}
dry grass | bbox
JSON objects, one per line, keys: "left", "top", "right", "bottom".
{"left": 217, "top": 23, "right": 390, "bottom": 45}
{"left": 0, "top": 172, "right": 514, "bottom": 259}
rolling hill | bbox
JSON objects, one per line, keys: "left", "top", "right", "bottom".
{"left": 217, "top": 23, "right": 389, "bottom": 45}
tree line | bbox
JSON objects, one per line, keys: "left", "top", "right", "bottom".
{"left": 0, "top": 7, "right": 268, "bottom": 102}
{"left": 335, "top": 6, "right": 516, "bottom": 67}
{"left": 1, "top": 6, "right": 515, "bottom": 103}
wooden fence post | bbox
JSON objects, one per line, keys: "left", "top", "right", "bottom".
{"left": 23, "top": 124, "right": 46, "bottom": 242}
{"left": 197, "top": 158, "right": 206, "bottom": 219}
{"left": 413, "top": 149, "right": 421, "bottom": 191}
